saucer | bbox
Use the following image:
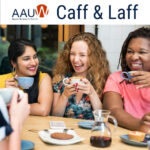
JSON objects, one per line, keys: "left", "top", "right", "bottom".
{"left": 78, "top": 121, "right": 95, "bottom": 129}
{"left": 21, "top": 140, "right": 34, "bottom": 150}
{"left": 38, "top": 129, "right": 84, "bottom": 145}
{"left": 120, "top": 135, "right": 147, "bottom": 147}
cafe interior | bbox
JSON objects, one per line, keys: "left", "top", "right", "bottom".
{"left": 0, "top": 25, "right": 149, "bottom": 150}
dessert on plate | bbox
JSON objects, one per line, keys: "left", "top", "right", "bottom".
{"left": 51, "top": 132, "right": 74, "bottom": 140}
{"left": 128, "top": 131, "right": 145, "bottom": 142}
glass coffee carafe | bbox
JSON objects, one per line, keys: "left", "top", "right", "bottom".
{"left": 90, "top": 110, "right": 117, "bottom": 148}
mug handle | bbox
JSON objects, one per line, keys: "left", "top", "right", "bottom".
{"left": 63, "top": 78, "right": 70, "bottom": 86}
{"left": 121, "top": 72, "right": 131, "bottom": 80}
{"left": 108, "top": 115, "right": 118, "bottom": 132}
{"left": 17, "top": 90, "right": 24, "bottom": 100}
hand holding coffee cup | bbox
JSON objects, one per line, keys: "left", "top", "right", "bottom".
{"left": 0, "top": 88, "right": 24, "bottom": 104}
{"left": 62, "top": 77, "right": 86, "bottom": 97}
{"left": 122, "top": 71, "right": 150, "bottom": 89}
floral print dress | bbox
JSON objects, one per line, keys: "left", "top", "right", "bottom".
{"left": 53, "top": 74, "right": 94, "bottom": 120}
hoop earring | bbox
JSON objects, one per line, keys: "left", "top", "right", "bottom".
{"left": 12, "top": 67, "right": 16, "bottom": 76}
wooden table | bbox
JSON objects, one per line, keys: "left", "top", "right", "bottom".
{"left": 22, "top": 116, "right": 147, "bottom": 150}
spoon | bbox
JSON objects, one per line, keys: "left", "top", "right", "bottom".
{"left": 63, "top": 128, "right": 74, "bottom": 133}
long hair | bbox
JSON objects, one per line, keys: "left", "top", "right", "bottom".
{"left": 118, "top": 27, "right": 150, "bottom": 71}
{"left": 8, "top": 39, "right": 39, "bottom": 104}
{"left": 53, "top": 32, "right": 110, "bottom": 98}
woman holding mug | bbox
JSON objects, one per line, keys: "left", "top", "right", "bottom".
{"left": 52, "top": 32, "right": 110, "bottom": 119}
{"left": 103, "top": 27, "right": 150, "bottom": 131}
{"left": 0, "top": 39, "right": 53, "bottom": 116}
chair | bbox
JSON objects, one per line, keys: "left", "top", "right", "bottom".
{"left": 0, "top": 56, "right": 12, "bottom": 75}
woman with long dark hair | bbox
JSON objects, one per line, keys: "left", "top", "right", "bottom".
{"left": 0, "top": 39, "right": 53, "bottom": 116}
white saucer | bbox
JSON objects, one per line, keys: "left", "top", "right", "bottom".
{"left": 38, "top": 129, "right": 84, "bottom": 145}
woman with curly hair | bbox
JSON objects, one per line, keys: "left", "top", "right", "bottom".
{"left": 103, "top": 27, "right": 150, "bottom": 131}
{"left": 52, "top": 32, "right": 110, "bottom": 119}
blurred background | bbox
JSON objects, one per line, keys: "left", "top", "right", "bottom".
{"left": 0, "top": 25, "right": 148, "bottom": 76}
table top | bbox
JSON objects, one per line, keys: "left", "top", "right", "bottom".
{"left": 22, "top": 116, "right": 147, "bottom": 150}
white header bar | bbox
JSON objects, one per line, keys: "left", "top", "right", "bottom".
{"left": 0, "top": 0, "right": 150, "bottom": 25}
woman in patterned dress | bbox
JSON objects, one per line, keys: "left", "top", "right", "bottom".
{"left": 52, "top": 32, "right": 110, "bottom": 119}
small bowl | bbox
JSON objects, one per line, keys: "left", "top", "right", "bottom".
{"left": 0, "top": 88, "right": 24, "bottom": 104}
{"left": 15, "top": 77, "right": 34, "bottom": 89}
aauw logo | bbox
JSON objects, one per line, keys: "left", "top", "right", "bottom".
{"left": 35, "top": 4, "right": 49, "bottom": 18}
{"left": 12, "top": 4, "right": 49, "bottom": 20}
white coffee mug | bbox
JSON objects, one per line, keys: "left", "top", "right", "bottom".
{"left": 0, "top": 88, "right": 24, "bottom": 104}
{"left": 63, "top": 76, "right": 85, "bottom": 86}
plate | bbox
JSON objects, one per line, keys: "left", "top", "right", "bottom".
{"left": 78, "top": 121, "right": 95, "bottom": 129}
{"left": 38, "top": 129, "right": 84, "bottom": 145}
{"left": 21, "top": 140, "right": 35, "bottom": 150}
{"left": 120, "top": 135, "right": 147, "bottom": 147}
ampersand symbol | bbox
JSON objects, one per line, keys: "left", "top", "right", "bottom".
{"left": 94, "top": 5, "right": 103, "bottom": 19}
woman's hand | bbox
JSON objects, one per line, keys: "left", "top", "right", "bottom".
{"left": 141, "top": 112, "right": 150, "bottom": 126}
{"left": 76, "top": 78, "right": 102, "bottom": 110}
{"left": 130, "top": 71, "right": 150, "bottom": 89}
{"left": 63, "top": 84, "right": 77, "bottom": 98}
{"left": 76, "top": 78, "right": 94, "bottom": 96}
{"left": 138, "top": 112, "right": 150, "bottom": 132}
{"left": 5, "top": 78, "right": 18, "bottom": 88}
{"left": 9, "top": 90, "right": 30, "bottom": 127}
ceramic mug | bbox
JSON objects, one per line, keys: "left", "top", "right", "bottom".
{"left": 63, "top": 76, "right": 85, "bottom": 86}
{"left": 0, "top": 88, "right": 24, "bottom": 104}
{"left": 15, "top": 77, "right": 34, "bottom": 89}
{"left": 121, "top": 71, "right": 137, "bottom": 80}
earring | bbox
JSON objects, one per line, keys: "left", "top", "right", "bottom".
{"left": 12, "top": 67, "right": 16, "bottom": 76}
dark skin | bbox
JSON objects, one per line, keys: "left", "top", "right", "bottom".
{"left": 103, "top": 92, "right": 142, "bottom": 130}
{"left": 103, "top": 38, "right": 150, "bottom": 131}
{"left": 104, "top": 73, "right": 150, "bottom": 131}
{"left": 130, "top": 71, "right": 150, "bottom": 89}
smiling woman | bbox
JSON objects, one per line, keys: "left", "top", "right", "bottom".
{"left": 70, "top": 41, "right": 89, "bottom": 76}
{"left": 126, "top": 38, "right": 150, "bottom": 71}
{"left": 103, "top": 27, "right": 150, "bottom": 131}
{"left": 52, "top": 32, "right": 110, "bottom": 119}
{"left": 0, "top": 39, "right": 53, "bottom": 116}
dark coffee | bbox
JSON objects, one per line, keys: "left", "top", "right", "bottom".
{"left": 90, "top": 136, "right": 111, "bottom": 147}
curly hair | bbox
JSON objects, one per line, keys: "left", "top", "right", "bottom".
{"left": 53, "top": 32, "right": 110, "bottom": 98}
{"left": 118, "top": 27, "right": 150, "bottom": 71}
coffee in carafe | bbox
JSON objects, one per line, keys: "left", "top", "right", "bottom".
{"left": 90, "top": 110, "right": 117, "bottom": 148}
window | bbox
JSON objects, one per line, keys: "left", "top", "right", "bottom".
{"left": 0, "top": 25, "right": 58, "bottom": 75}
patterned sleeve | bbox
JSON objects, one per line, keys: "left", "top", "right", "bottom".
{"left": 0, "top": 96, "right": 13, "bottom": 141}
{"left": 53, "top": 80, "right": 64, "bottom": 93}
